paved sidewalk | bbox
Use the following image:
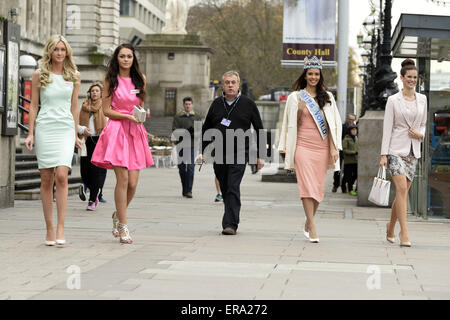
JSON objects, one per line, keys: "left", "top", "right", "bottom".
{"left": 1, "top": 164, "right": 449, "bottom": 300}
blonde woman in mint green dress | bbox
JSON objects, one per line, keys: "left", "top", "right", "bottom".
{"left": 24, "top": 35, "right": 82, "bottom": 246}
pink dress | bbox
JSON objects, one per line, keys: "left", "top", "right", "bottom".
{"left": 294, "top": 107, "right": 330, "bottom": 203}
{"left": 91, "top": 76, "right": 154, "bottom": 170}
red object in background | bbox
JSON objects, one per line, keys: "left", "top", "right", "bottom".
{"left": 278, "top": 94, "right": 287, "bottom": 102}
{"left": 23, "top": 80, "right": 32, "bottom": 124}
{"left": 146, "top": 107, "right": 151, "bottom": 118}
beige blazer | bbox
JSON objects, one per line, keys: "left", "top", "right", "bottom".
{"left": 381, "top": 91, "right": 427, "bottom": 158}
{"left": 278, "top": 91, "right": 342, "bottom": 171}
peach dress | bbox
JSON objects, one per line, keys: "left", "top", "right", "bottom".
{"left": 294, "top": 106, "right": 330, "bottom": 203}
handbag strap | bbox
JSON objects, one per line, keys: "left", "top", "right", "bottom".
{"left": 377, "top": 166, "right": 387, "bottom": 180}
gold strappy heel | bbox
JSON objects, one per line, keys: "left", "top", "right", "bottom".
{"left": 118, "top": 222, "right": 133, "bottom": 244}
{"left": 112, "top": 212, "right": 119, "bottom": 238}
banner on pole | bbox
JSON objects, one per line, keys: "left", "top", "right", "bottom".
{"left": 282, "top": 0, "right": 337, "bottom": 67}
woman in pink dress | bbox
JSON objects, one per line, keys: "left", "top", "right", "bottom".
{"left": 91, "top": 43, "right": 154, "bottom": 244}
{"left": 278, "top": 56, "right": 342, "bottom": 243}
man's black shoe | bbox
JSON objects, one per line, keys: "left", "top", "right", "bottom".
{"left": 222, "top": 227, "right": 236, "bottom": 235}
{"left": 332, "top": 186, "right": 337, "bottom": 193}
{"left": 185, "top": 192, "right": 193, "bottom": 198}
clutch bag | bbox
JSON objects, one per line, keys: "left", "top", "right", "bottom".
{"left": 133, "top": 105, "right": 146, "bottom": 123}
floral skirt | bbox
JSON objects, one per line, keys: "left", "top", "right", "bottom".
{"left": 387, "top": 150, "right": 418, "bottom": 182}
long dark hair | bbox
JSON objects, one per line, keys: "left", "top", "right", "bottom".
{"left": 292, "top": 68, "right": 330, "bottom": 109}
{"left": 105, "top": 43, "right": 146, "bottom": 101}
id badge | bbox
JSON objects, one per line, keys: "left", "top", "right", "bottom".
{"left": 221, "top": 118, "right": 231, "bottom": 127}
{"left": 130, "top": 89, "right": 140, "bottom": 94}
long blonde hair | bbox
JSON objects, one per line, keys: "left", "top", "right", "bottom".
{"left": 39, "top": 34, "right": 79, "bottom": 89}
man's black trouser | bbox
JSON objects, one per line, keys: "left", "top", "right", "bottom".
{"left": 333, "top": 151, "right": 344, "bottom": 189}
{"left": 177, "top": 146, "right": 195, "bottom": 194}
{"left": 213, "top": 163, "right": 246, "bottom": 231}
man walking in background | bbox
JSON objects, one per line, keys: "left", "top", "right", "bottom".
{"left": 332, "top": 112, "right": 356, "bottom": 193}
{"left": 199, "top": 70, "right": 265, "bottom": 235}
{"left": 172, "top": 97, "right": 202, "bottom": 198}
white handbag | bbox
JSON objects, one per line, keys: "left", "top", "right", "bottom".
{"left": 368, "top": 167, "right": 391, "bottom": 206}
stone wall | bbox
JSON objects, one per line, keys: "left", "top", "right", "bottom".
{"left": 0, "top": 0, "right": 65, "bottom": 58}
{"left": 139, "top": 34, "right": 213, "bottom": 117}
{"left": 65, "top": 0, "right": 120, "bottom": 97}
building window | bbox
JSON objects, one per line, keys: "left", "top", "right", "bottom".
{"left": 120, "top": 0, "right": 131, "bottom": 16}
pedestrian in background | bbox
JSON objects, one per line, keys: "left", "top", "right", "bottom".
{"left": 24, "top": 35, "right": 82, "bottom": 246}
{"left": 172, "top": 97, "right": 202, "bottom": 198}
{"left": 342, "top": 124, "right": 358, "bottom": 196}
{"left": 278, "top": 56, "right": 342, "bottom": 243}
{"left": 78, "top": 82, "right": 108, "bottom": 211}
{"left": 380, "top": 58, "right": 427, "bottom": 248}
{"left": 91, "top": 43, "right": 154, "bottom": 244}
{"left": 332, "top": 112, "right": 356, "bottom": 193}
{"left": 199, "top": 70, "right": 265, "bottom": 235}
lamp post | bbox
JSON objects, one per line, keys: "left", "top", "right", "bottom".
{"left": 18, "top": 54, "right": 37, "bottom": 134}
{"left": 371, "top": 0, "right": 398, "bottom": 110}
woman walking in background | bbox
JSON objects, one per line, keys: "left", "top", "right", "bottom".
{"left": 78, "top": 82, "right": 108, "bottom": 211}
{"left": 24, "top": 35, "right": 81, "bottom": 246}
{"left": 91, "top": 43, "right": 154, "bottom": 244}
{"left": 380, "top": 59, "right": 427, "bottom": 247}
{"left": 278, "top": 56, "right": 342, "bottom": 243}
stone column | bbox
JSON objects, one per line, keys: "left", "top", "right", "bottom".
{"left": 357, "top": 110, "right": 395, "bottom": 206}
{"left": 65, "top": 0, "right": 120, "bottom": 96}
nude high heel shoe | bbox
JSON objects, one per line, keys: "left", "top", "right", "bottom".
{"left": 399, "top": 232, "right": 411, "bottom": 247}
{"left": 386, "top": 222, "right": 395, "bottom": 244}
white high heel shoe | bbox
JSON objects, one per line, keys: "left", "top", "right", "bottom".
{"left": 45, "top": 240, "right": 56, "bottom": 246}
{"left": 309, "top": 237, "right": 320, "bottom": 243}
{"left": 56, "top": 239, "right": 66, "bottom": 245}
{"left": 303, "top": 229, "right": 310, "bottom": 240}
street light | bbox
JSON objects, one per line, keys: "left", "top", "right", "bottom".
{"left": 19, "top": 54, "right": 37, "bottom": 80}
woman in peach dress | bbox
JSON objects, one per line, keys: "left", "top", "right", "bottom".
{"left": 278, "top": 56, "right": 342, "bottom": 243}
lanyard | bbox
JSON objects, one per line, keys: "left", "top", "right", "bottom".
{"left": 222, "top": 94, "right": 241, "bottom": 120}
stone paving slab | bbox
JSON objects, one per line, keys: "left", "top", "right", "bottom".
{"left": 1, "top": 165, "right": 449, "bottom": 300}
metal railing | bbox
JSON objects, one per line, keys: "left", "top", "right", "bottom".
{"left": 18, "top": 95, "right": 31, "bottom": 133}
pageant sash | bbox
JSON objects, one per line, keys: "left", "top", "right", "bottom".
{"left": 299, "top": 90, "right": 328, "bottom": 140}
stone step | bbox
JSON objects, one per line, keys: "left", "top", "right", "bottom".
{"left": 16, "top": 154, "right": 37, "bottom": 162}
{"left": 15, "top": 161, "right": 38, "bottom": 171}
{"left": 15, "top": 184, "right": 80, "bottom": 200}
{"left": 15, "top": 169, "right": 41, "bottom": 181}
{"left": 14, "top": 176, "right": 82, "bottom": 191}
{"left": 144, "top": 116, "right": 174, "bottom": 138}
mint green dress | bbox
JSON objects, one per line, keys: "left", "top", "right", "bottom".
{"left": 35, "top": 72, "right": 75, "bottom": 169}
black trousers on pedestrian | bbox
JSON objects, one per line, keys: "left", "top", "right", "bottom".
{"left": 213, "top": 163, "right": 246, "bottom": 231}
{"left": 178, "top": 147, "right": 195, "bottom": 194}
{"left": 333, "top": 151, "right": 344, "bottom": 189}
{"left": 80, "top": 155, "right": 107, "bottom": 199}
{"left": 342, "top": 163, "right": 357, "bottom": 192}
{"left": 81, "top": 136, "right": 107, "bottom": 202}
